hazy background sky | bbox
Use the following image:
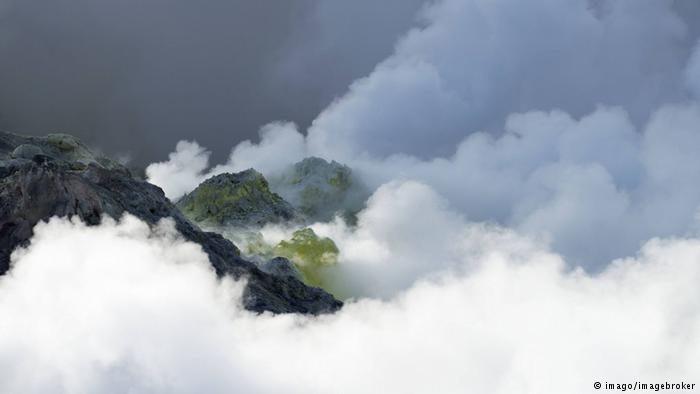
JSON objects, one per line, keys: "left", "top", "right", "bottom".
{"left": 0, "top": 0, "right": 426, "bottom": 163}
{"left": 3, "top": 0, "right": 700, "bottom": 164}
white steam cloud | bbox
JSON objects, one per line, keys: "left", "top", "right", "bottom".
{"left": 688, "top": 40, "right": 700, "bottom": 98}
{"left": 147, "top": 122, "right": 306, "bottom": 200}
{"left": 0, "top": 216, "right": 255, "bottom": 393}
{"left": 305, "top": 0, "right": 689, "bottom": 158}
{"left": 150, "top": 103, "right": 700, "bottom": 269}
{"left": 1, "top": 207, "right": 699, "bottom": 393}
{"left": 147, "top": 0, "right": 700, "bottom": 268}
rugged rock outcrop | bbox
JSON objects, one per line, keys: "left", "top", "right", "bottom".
{"left": 0, "top": 131, "right": 341, "bottom": 314}
{"left": 270, "top": 157, "right": 368, "bottom": 223}
{"left": 177, "top": 169, "right": 295, "bottom": 228}
{"left": 273, "top": 228, "right": 339, "bottom": 289}
{"left": 261, "top": 257, "right": 302, "bottom": 280}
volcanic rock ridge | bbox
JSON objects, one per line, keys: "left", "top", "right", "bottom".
{"left": 0, "top": 131, "right": 342, "bottom": 314}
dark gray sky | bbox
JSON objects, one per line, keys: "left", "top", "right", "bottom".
{"left": 0, "top": 0, "right": 426, "bottom": 163}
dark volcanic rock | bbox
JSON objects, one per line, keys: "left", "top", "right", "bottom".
{"left": 261, "top": 257, "right": 303, "bottom": 280}
{"left": 0, "top": 131, "right": 341, "bottom": 314}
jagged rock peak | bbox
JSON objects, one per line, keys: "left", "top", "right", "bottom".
{"left": 270, "top": 156, "right": 367, "bottom": 223}
{"left": 177, "top": 169, "right": 296, "bottom": 228}
{"left": 1, "top": 132, "right": 123, "bottom": 172}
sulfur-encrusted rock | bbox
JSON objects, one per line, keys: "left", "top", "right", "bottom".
{"left": 177, "top": 169, "right": 296, "bottom": 228}
{"left": 270, "top": 157, "right": 368, "bottom": 223}
{"left": 273, "top": 227, "right": 339, "bottom": 289}
{"left": 0, "top": 131, "right": 341, "bottom": 315}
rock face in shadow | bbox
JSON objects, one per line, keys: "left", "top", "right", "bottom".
{"left": 0, "top": 132, "right": 342, "bottom": 314}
